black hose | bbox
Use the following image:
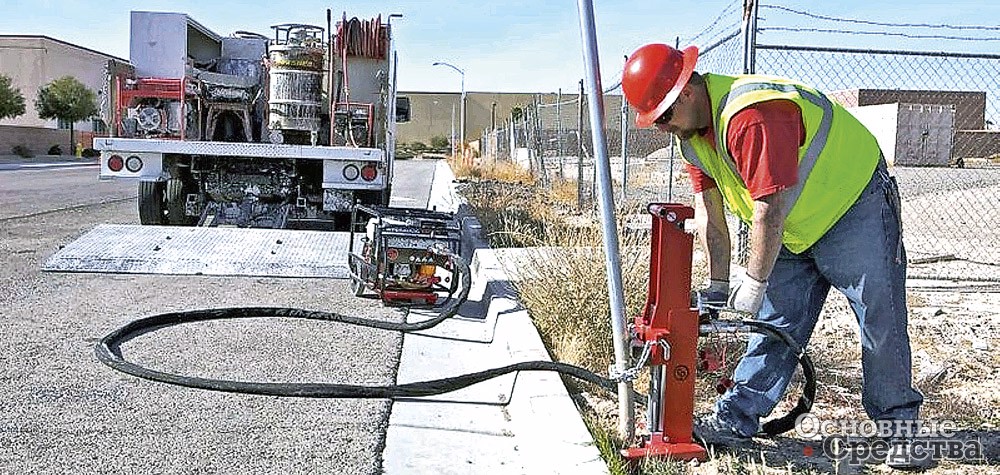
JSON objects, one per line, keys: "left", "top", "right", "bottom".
{"left": 94, "top": 254, "right": 625, "bottom": 399}
{"left": 95, "top": 253, "right": 812, "bottom": 436}
{"left": 697, "top": 319, "right": 816, "bottom": 437}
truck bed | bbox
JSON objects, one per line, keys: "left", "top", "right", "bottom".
{"left": 94, "top": 137, "right": 384, "bottom": 161}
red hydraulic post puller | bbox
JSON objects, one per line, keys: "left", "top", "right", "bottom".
{"left": 622, "top": 203, "right": 707, "bottom": 461}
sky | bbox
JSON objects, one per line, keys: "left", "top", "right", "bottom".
{"left": 2, "top": 0, "right": 999, "bottom": 94}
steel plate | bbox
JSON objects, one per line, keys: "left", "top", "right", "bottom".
{"left": 43, "top": 224, "right": 358, "bottom": 278}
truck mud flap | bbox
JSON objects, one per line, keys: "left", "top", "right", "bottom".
{"left": 42, "top": 224, "right": 359, "bottom": 278}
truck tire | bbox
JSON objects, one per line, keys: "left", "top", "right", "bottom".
{"left": 165, "top": 178, "right": 193, "bottom": 225}
{"left": 138, "top": 181, "right": 166, "bottom": 225}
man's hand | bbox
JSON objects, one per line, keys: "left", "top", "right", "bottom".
{"left": 728, "top": 274, "right": 768, "bottom": 314}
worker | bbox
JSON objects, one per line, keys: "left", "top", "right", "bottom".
{"left": 621, "top": 43, "right": 927, "bottom": 470}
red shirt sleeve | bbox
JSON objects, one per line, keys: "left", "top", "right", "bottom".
{"left": 687, "top": 162, "right": 717, "bottom": 193}
{"left": 725, "top": 100, "right": 803, "bottom": 200}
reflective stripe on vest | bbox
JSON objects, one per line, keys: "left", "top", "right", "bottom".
{"left": 678, "top": 74, "right": 881, "bottom": 253}
{"left": 717, "top": 82, "right": 834, "bottom": 217}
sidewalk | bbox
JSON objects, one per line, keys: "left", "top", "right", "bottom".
{"left": 0, "top": 153, "right": 98, "bottom": 170}
{"left": 381, "top": 160, "right": 608, "bottom": 475}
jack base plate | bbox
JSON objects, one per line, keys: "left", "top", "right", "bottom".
{"left": 621, "top": 440, "right": 707, "bottom": 462}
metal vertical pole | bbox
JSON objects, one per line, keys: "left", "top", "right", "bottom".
{"left": 620, "top": 91, "right": 629, "bottom": 205}
{"left": 535, "top": 94, "right": 548, "bottom": 186}
{"left": 668, "top": 37, "right": 680, "bottom": 202}
{"left": 736, "top": 0, "right": 759, "bottom": 265}
{"left": 575, "top": 0, "right": 634, "bottom": 441}
{"left": 742, "top": 0, "right": 759, "bottom": 75}
{"left": 577, "top": 79, "right": 585, "bottom": 211}
{"left": 510, "top": 112, "right": 516, "bottom": 162}
{"left": 557, "top": 88, "right": 564, "bottom": 180}
{"left": 459, "top": 75, "right": 466, "bottom": 153}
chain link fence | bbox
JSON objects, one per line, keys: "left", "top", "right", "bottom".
{"left": 756, "top": 45, "right": 1000, "bottom": 279}
{"left": 478, "top": 3, "right": 999, "bottom": 282}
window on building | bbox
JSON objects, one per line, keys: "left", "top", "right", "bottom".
{"left": 57, "top": 118, "right": 73, "bottom": 130}
{"left": 396, "top": 97, "right": 411, "bottom": 123}
{"left": 92, "top": 119, "right": 107, "bottom": 134}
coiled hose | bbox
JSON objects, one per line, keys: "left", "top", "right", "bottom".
{"left": 94, "top": 252, "right": 813, "bottom": 436}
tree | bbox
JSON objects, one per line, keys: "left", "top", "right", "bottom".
{"left": 430, "top": 135, "right": 450, "bottom": 150}
{"left": 35, "top": 76, "right": 98, "bottom": 154}
{"left": 0, "top": 74, "right": 26, "bottom": 120}
{"left": 511, "top": 106, "right": 524, "bottom": 122}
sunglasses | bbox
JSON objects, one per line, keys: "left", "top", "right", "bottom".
{"left": 653, "top": 105, "right": 675, "bottom": 125}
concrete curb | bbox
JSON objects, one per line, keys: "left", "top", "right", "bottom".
{"left": 382, "top": 161, "right": 608, "bottom": 474}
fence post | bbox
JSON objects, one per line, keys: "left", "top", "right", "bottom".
{"left": 620, "top": 85, "right": 629, "bottom": 205}
{"left": 557, "top": 88, "right": 565, "bottom": 181}
{"left": 577, "top": 79, "right": 585, "bottom": 211}
{"left": 735, "top": 0, "right": 761, "bottom": 265}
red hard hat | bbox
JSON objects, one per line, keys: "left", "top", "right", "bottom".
{"left": 622, "top": 44, "right": 699, "bottom": 128}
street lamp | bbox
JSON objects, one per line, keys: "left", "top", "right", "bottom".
{"left": 432, "top": 61, "right": 465, "bottom": 154}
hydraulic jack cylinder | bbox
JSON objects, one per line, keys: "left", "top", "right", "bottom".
{"left": 622, "top": 203, "right": 707, "bottom": 461}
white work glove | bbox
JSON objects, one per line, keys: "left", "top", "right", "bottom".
{"left": 728, "top": 274, "right": 768, "bottom": 314}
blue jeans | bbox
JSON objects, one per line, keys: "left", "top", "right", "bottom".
{"left": 717, "top": 159, "right": 924, "bottom": 437}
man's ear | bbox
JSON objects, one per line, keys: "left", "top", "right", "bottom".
{"left": 677, "top": 83, "right": 693, "bottom": 102}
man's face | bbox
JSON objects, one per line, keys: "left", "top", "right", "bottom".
{"left": 653, "top": 85, "right": 704, "bottom": 139}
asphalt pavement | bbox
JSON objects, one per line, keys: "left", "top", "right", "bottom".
{"left": 0, "top": 156, "right": 608, "bottom": 474}
{"left": 0, "top": 154, "right": 98, "bottom": 170}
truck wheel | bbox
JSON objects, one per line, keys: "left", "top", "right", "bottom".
{"left": 138, "top": 181, "right": 166, "bottom": 225}
{"left": 165, "top": 178, "right": 193, "bottom": 225}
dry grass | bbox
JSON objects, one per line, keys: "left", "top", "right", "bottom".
{"left": 452, "top": 160, "right": 998, "bottom": 474}
{"left": 449, "top": 155, "right": 534, "bottom": 184}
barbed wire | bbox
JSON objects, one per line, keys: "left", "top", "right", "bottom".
{"left": 763, "top": 4, "right": 1000, "bottom": 32}
{"left": 760, "top": 27, "right": 1000, "bottom": 42}
{"left": 700, "top": 23, "right": 743, "bottom": 49}
{"left": 684, "top": 0, "right": 742, "bottom": 45}
{"left": 537, "top": 98, "right": 581, "bottom": 108}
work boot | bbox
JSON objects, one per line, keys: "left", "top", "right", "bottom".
{"left": 884, "top": 437, "right": 937, "bottom": 471}
{"left": 693, "top": 413, "right": 754, "bottom": 446}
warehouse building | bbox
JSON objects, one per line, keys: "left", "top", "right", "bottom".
{"left": 0, "top": 35, "right": 125, "bottom": 154}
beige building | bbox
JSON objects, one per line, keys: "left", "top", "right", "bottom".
{"left": 0, "top": 35, "right": 125, "bottom": 152}
{"left": 395, "top": 90, "right": 629, "bottom": 147}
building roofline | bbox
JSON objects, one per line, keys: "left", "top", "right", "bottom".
{"left": 0, "top": 35, "right": 129, "bottom": 63}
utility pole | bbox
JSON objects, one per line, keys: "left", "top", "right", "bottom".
{"left": 575, "top": 0, "right": 634, "bottom": 441}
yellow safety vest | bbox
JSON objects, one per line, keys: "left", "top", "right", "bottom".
{"left": 678, "top": 74, "right": 881, "bottom": 253}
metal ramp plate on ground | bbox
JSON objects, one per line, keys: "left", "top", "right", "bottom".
{"left": 43, "top": 224, "right": 356, "bottom": 278}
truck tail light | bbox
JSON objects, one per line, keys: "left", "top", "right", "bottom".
{"left": 125, "top": 155, "right": 143, "bottom": 172}
{"left": 361, "top": 163, "right": 378, "bottom": 181}
{"left": 108, "top": 154, "right": 124, "bottom": 172}
{"left": 342, "top": 164, "right": 360, "bottom": 181}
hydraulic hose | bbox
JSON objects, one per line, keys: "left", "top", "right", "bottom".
{"left": 697, "top": 319, "right": 816, "bottom": 437}
{"left": 94, "top": 253, "right": 624, "bottom": 399}
{"left": 95, "top": 252, "right": 814, "bottom": 437}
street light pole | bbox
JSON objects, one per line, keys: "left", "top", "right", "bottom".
{"left": 432, "top": 61, "right": 465, "bottom": 153}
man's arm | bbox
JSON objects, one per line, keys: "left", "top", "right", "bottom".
{"left": 694, "top": 186, "right": 731, "bottom": 282}
{"left": 724, "top": 100, "right": 803, "bottom": 312}
{"left": 746, "top": 189, "right": 787, "bottom": 283}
